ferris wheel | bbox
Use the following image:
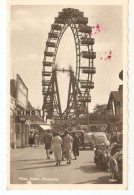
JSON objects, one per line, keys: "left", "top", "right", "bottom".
{"left": 42, "top": 8, "right": 96, "bottom": 120}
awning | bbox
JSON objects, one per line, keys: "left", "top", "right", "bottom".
{"left": 18, "top": 114, "right": 43, "bottom": 122}
{"left": 39, "top": 124, "right": 51, "bottom": 131}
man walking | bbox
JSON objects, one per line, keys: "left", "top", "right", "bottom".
{"left": 44, "top": 130, "right": 53, "bottom": 159}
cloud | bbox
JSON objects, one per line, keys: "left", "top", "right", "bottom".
{"left": 11, "top": 53, "right": 43, "bottom": 63}
{"left": 11, "top": 8, "right": 53, "bottom": 32}
{"left": 10, "top": 5, "right": 123, "bottom": 111}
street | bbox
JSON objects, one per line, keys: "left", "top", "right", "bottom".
{"left": 10, "top": 145, "right": 111, "bottom": 184}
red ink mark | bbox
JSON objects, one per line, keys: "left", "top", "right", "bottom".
{"left": 107, "top": 55, "right": 111, "bottom": 59}
{"left": 96, "top": 23, "right": 100, "bottom": 30}
{"left": 99, "top": 50, "right": 113, "bottom": 61}
{"left": 91, "top": 23, "right": 106, "bottom": 35}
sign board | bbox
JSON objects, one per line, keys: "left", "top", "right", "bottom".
{"left": 10, "top": 95, "right": 16, "bottom": 115}
{"left": 16, "top": 74, "right": 28, "bottom": 109}
{"left": 16, "top": 109, "right": 41, "bottom": 116}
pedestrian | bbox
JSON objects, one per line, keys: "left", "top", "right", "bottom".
{"left": 52, "top": 131, "right": 63, "bottom": 166}
{"left": 63, "top": 130, "right": 73, "bottom": 165}
{"left": 72, "top": 132, "right": 79, "bottom": 160}
{"left": 60, "top": 132, "right": 66, "bottom": 161}
{"left": 80, "top": 132, "right": 85, "bottom": 149}
{"left": 44, "top": 130, "right": 53, "bottom": 159}
{"left": 29, "top": 131, "right": 34, "bottom": 147}
{"left": 34, "top": 130, "right": 39, "bottom": 148}
{"left": 110, "top": 131, "right": 118, "bottom": 144}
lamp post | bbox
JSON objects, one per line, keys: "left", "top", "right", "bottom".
{"left": 87, "top": 102, "right": 89, "bottom": 131}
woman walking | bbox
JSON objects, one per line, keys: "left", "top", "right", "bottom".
{"left": 29, "top": 131, "right": 34, "bottom": 147}
{"left": 34, "top": 130, "right": 39, "bottom": 148}
{"left": 72, "top": 132, "right": 79, "bottom": 160}
{"left": 63, "top": 130, "right": 73, "bottom": 165}
{"left": 52, "top": 131, "right": 63, "bottom": 166}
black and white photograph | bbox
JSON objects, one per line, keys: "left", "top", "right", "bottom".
{"left": 8, "top": 0, "right": 127, "bottom": 190}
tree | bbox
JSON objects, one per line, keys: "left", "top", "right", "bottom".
{"left": 93, "top": 104, "right": 107, "bottom": 115}
{"left": 88, "top": 104, "right": 107, "bottom": 123}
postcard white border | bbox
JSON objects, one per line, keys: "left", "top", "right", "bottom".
{"left": 6, "top": 0, "right": 128, "bottom": 191}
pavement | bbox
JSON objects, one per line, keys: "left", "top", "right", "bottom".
{"left": 10, "top": 145, "right": 111, "bottom": 184}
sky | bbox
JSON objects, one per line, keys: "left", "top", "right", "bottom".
{"left": 10, "top": 5, "right": 123, "bottom": 112}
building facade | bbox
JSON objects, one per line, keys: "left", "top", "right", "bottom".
{"left": 10, "top": 74, "right": 43, "bottom": 148}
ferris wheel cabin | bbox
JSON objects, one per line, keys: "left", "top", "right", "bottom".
{"left": 43, "top": 61, "right": 54, "bottom": 67}
{"left": 80, "top": 80, "right": 94, "bottom": 89}
{"left": 75, "top": 17, "right": 88, "bottom": 24}
{"left": 81, "top": 37, "right": 95, "bottom": 45}
{"left": 42, "top": 90, "right": 52, "bottom": 96}
{"left": 42, "top": 80, "right": 50, "bottom": 86}
{"left": 55, "top": 17, "right": 66, "bottom": 24}
{"left": 60, "top": 9, "right": 84, "bottom": 17}
{"left": 46, "top": 42, "right": 56, "bottom": 48}
{"left": 42, "top": 71, "right": 51, "bottom": 77}
{"left": 82, "top": 51, "right": 96, "bottom": 59}
{"left": 44, "top": 51, "right": 54, "bottom": 57}
{"left": 82, "top": 67, "right": 96, "bottom": 74}
{"left": 51, "top": 24, "right": 62, "bottom": 31}
{"left": 78, "top": 95, "right": 91, "bottom": 102}
{"left": 79, "top": 26, "right": 92, "bottom": 33}
{"left": 48, "top": 32, "right": 59, "bottom": 39}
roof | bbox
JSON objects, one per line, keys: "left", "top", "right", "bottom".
{"left": 18, "top": 114, "right": 43, "bottom": 122}
{"left": 107, "top": 91, "right": 121, "bottom": 109}
{"left": 39, "top": 124, "right": 51, "bottom": 131}
{"left": 110, "top": 91, "right": 121, "bottom": 102}
{"left": 27, "top": 101, "right": 33, "bottom": 109}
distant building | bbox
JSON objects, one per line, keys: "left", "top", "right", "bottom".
{"left": 106, "top": 71, "right": 123, "bottom": 132}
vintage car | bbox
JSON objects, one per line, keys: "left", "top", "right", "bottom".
{"left": 84, "top": 132, "right": 95, "bottom": 149}
{"left": 70, "top": 130, "right": 93, "bottom": 149}
{"left": 93, "top": 132, "right": 110, "bottom": 170}
{"left": 109, "top": 143, "right": 123, "bottom": 183}
{"left": 92, "top": 132, "right": 110, "bottom": 147}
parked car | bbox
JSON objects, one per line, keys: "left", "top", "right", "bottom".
{"left": 84, "top": 132, "right": 95, "bottom": 149}
{"left": 109, "top": 143, "right": 123, "bottom": 183}
{"left": 93, "top": 132, "right": 110, "bottom": 170}
{"left": 70, "top": 130, "right": 93, "bottom": 149}
{"left": 92, "top": 132, "right": 110, "bottom": 147}
{"left": 94, "top": 143, "right": 110, "bottom": 170}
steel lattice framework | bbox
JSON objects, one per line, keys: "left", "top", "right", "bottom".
{"left": 42, "top": 8, "right": 96, "bottom": 121}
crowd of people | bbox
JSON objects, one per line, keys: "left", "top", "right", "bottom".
{"left": 28, "top": 128, "right": 122, "bottom": 166}
{"left": 29, "top": 130, "right": 40, "bottom": 148}
{"left": 43, "top": 129, "right": 80, "bottom": 166}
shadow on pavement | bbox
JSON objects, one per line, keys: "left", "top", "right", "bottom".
{"left": 75, "top": 164, "right": 109, "bottom": 174}
{"left": 11, "top": 158, "right": 46, "bottom": 162}
{"left": 27, "top": 160, "right": 56, "bottom": 165}
{"left": 75, "top": 175, "right": 110, "bottom": 184}
{"left": 17, "top": 164, "right": 67, "bottom": 170}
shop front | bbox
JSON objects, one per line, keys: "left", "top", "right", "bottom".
{"left": 15, "top": 114, "right": 43, "bottom": 148}
{"left": 10, "top": 74, "right": 43, "bottom": 148}
{"left": 15, "top": 118, "right": 30, "bottom": 148}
